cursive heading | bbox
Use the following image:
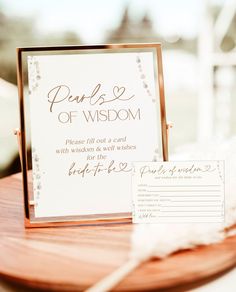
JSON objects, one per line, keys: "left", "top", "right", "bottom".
{"left": 140, "top": 163, "right": 216, "bottom": 178}
{"left": 48, "top": 84, "right": 135, "bottom": 112}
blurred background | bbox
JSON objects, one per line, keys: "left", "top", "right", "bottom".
{"left": 0, "top": 0, "right": 236, "bottom": 178}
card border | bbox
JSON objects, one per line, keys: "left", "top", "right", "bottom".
{"left": 16, "top": 43, "right": 168, "bottom": 227}
{"left": 131, "top": 160, "right": 225, "bottom": 224}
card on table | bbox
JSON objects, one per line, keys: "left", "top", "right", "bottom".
{"left": 132, "top": 161, "right": 225, "bottom": 223}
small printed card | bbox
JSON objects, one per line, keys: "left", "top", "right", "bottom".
{"left": 132, "top": 161, "right": 225, "bottom": 223}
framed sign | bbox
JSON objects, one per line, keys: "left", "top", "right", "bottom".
{"left": 16, "top": 43, "right": 168, "bottom": 227}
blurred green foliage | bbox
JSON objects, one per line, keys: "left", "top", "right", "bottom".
{"left": 0, "top": 9, "right": 81, "bottom": 84}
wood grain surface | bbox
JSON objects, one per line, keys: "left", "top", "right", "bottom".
{"left": 0, "top": 173, "right": 236, "bottom": 291}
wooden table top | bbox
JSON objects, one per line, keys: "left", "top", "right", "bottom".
{"left": 0, "top": 173, "right": 236, "bottom": 292}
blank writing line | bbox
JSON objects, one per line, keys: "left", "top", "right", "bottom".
{"left": 161, "top": 205, "right": 222, "bottom": 207}
{"left": 162, "top": 210, "right": 221, "bottom": 212}
{"left": 146, "top": 185, "right": 220, "bottom": 188}
{"left": 158, "top": 215, "right": 222, "bottom": 217}
{"left": 146, "top": 190, "right": 220, "bottom": 193}
{"left": 173, "top": 200, "right": 221, "bottom": 202}
{"left": 159, "top": 195, "right": 220, "bottom": 197}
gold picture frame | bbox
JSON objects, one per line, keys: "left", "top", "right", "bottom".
{"left": 16, "top": 43, "right": 169, "bottom": 227}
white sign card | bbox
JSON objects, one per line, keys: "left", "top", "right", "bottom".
{"left": 18, "top": 44, "right": 167, "bottom": 224}
{"left": 132, "top": 161, "right": 225, "bottom": 223}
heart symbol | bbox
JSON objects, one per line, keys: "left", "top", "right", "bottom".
{"left": 119, "top": 162, "right": 127, "bottom": 169}
{"left": 119, "top": 162, "right": 131, "bottom": 172}
{"left": 113, "top": 86, "right": 125, "bottom": 98}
